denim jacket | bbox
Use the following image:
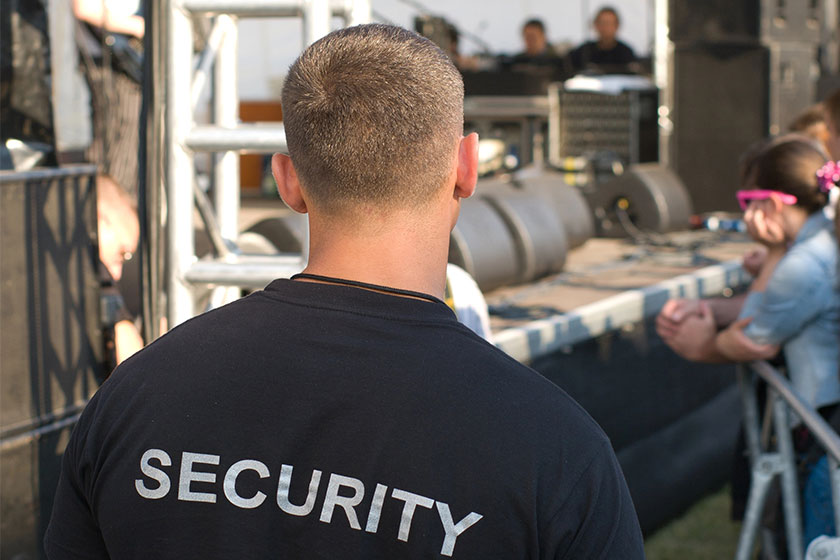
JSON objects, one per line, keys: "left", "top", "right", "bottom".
{"left": 739, "top": 212, "right": 840, "bottom": 409}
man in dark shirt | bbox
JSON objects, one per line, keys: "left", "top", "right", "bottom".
{"left": 45, "top": 24, "right": 644, "bottom": 558}
{"left": 512, "top": 18, "right": 558, "bottom": 65}
{"left": 569, "top": 6, "right": 637, "bottom": 73}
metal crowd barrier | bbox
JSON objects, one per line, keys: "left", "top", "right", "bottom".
{"left": 736, "top": 361, "right": 840, "bottom": 560}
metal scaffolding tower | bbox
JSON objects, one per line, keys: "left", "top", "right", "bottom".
{"left": 161, "top": 0, "right": 370, "bottom": 328}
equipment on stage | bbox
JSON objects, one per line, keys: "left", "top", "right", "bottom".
{"left": 1, "top": 0, "right": 58, "bottom": 169}
{"left": 449, "top": 194, "right": 522, "bottom": 291}
{"left": 671, "top": 42, "right": 770, "bottom": 214}
{"left": 481, "top": 184, "right": 569, "bottom": 284}
{"left": 668, "top": 0, "right": 823, "bottom": 44}
{"left": 585, "top": 164, "right": 694, "bottom": 238}
{"left": 665, "top": 0, "right": 828, "bottom": 213}
{"left": 513, "top": 169, "right": 595, "bottom": 249}
{"left": 0, "top": 166, "right": 103, "bottom": 558}
{"left": 554, "top": 85, "right": 659, "bottom": 166}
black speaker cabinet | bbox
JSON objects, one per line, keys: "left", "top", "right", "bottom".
{"left": 669, "top": 0, "right": 822, "bottom": 43}
{"left": 0, "top": 166, "right": 103, "bottom": 558}
{"left": 671, "top": 42, "right": 770, "bottom": 213}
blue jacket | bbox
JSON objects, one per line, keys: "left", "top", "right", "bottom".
{"left": 740, "top": 212, "right": 840, "bottom": 409}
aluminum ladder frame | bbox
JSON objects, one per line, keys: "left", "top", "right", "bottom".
{"left": 163, "top": 0, "right": 370, "bottom": 328}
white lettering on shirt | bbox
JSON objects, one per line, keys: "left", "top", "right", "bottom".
{"left": 178, "top": 452, "right": 219, "bottom": 503}
{"left": 135, "top": 448, "right": 172, "bottom": 499}
{"left": 136, "top": 448, "right": 484, "bottom": 556}
{"left": 391, "top": 488, "right": 435, "bottom": 542}
{"left": 436, "top": 501, "right": 483, "bottom": 557}
{"left": 224, "top": 459, "right": 269, "bottom": 509}
{"left": 364, "top": 483, "right": 389, "bottom": 533}
{"left": 319, "top": 473, "right": 365, "bottom": 530}
{"left": 277, "top": 464, "right": 322, "bottom": 516}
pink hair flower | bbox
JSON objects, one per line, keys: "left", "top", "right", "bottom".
{"left": 817, "top": 161, "right": 840, "bottom": 193}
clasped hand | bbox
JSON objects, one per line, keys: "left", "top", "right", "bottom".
{"left": 656, "top": 299, "right": 777, "bottom": 363}
{"left": 655, "top": 299, "right": 717, "bottom": 362}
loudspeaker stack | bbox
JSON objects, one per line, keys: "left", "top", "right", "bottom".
{"left": 668, "top": 0, "right": 825, "bottom": 213}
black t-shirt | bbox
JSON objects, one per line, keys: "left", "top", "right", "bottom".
{"left": 569, "top": 40, "right": 636, "bottom": 73}
{"left": 45, "top": 279, "right": 644, "bottom": 559}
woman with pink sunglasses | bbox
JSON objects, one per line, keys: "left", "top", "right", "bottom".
{"left": 657, "top": 135, "right": 840, "bottom": 546}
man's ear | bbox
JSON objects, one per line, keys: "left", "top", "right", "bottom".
{"left": 454, "top": 132, "right": 479, "bottom": 200}
{"left": 271, "top": 153, "right": 308, "bottom": 214}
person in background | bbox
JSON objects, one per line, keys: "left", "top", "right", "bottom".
{"left": 511, "top": 19, "right": 560, "bottom": 65}
{"left": 568, "top": 6, "right": 637, "bottom": 74}
{"left": 656, "top": 135, "right": 840, "bottom": 548}
{"left": 96, "top": 174, "right": 143, "bottom": 369}
{"left": 789, "top": 103, "right": 830, "bottom": 153}
{"left": 447, "top": 25, "right": 480, "bottom": 71}
{"left": 445, "top": 263, "right": 493, "bottom": 342}
{"left": 73, "top": 0, "right": 144, "bottom": 199}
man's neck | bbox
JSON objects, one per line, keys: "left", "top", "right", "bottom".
{"left": 301, "top": 213, "right": 451, "bottom": 300}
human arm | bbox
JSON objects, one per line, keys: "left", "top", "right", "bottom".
{"left": 707, "top": 200, "right": 792, "bottom": 360}
{"left": 114, "top": 319, "right": 144, "bottom": 364}
{"left": 716, "top": 317, "right": 780, "bottom": 362}
{"left": 73, "top": 0, "right": 145, "bottom": 38}
{"left": 742, "top": 246, "right": 768, "bottom": 277}
{"left": 655, "top": 294, "right": 746, "bottom": 339}
{"left": 659, "top": 301, "right": 732, "bottom": 363}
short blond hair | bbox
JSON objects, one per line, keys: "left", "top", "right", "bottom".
{"left": 281, "top": 24, "right": 464, "bottom": 215}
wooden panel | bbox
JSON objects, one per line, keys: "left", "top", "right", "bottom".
{"left": 239, "top": 101, "right": 283, "bottom": 190}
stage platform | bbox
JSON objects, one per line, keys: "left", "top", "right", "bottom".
{"left": 486, "top": 234, "right": 752, "bottom": 362}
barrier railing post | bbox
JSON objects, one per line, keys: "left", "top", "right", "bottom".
{"left": 772, "top": 392, "right": 804, "bottom": 559}
{"left": 735, "top": 361, "right": 840, "bottom": 559}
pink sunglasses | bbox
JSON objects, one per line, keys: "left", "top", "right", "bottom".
{"left": 736, "top": 189, "right": 798, "bottom": 211}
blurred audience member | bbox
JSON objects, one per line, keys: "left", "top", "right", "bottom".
{"left": 789, "top": 103, "right": 830, "bottom": 152}
{"left": 74, "top": 0, "right": 144, "bottom": 198}
{"left": 657, "top": 135, "right": 840, "bottom": 547}
{"left": 569, "top": 6, "right": 637, "bottom": 74}
{"left": 97, "top": 174, "right": 143, "bottom": 368}
{"left": 447, "top": 25, "right": 480, "bottom": 71}
{"left": 512, "top": 19, "right": 560, "bottom": 65}
{"left": 445, "top": 264, "right": 493, "bottom": 342}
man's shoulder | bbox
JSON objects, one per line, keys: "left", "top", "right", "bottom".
{"left": 571, "top": 41, "right": 597, "bottom": 55}
{"left": 447, "top": 332, "right": 610, "bottom": 442}
{"left": 616, "top": 39, "right": 635, "bottom": 52}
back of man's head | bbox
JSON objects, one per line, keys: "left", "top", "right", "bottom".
{"left": 281, "top": 24, "right": 464, "bottom": 218}
{"left": 522, "top": 19, "right": 546, "bottom": 34}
